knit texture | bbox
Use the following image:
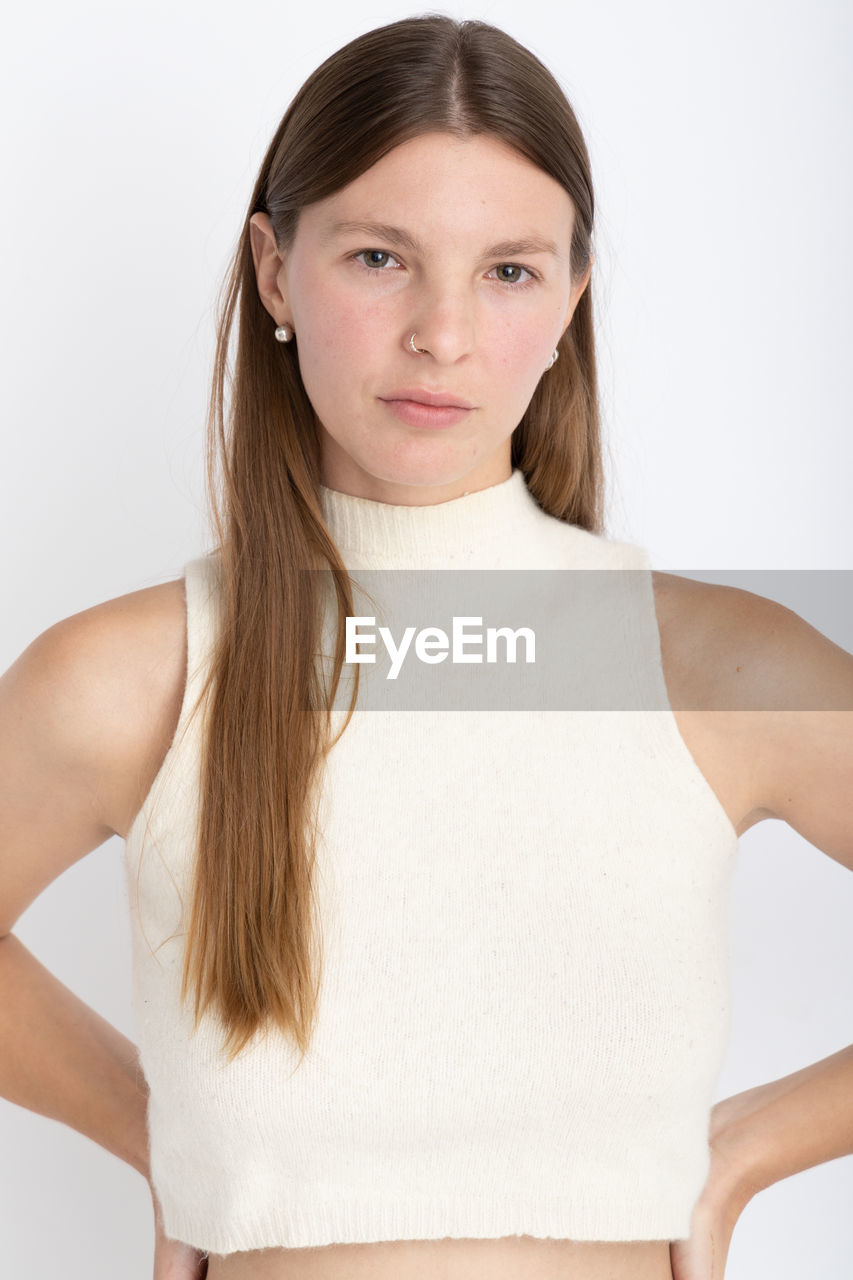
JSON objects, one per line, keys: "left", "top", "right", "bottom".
{"left": 123, "top": 467, "right": 739, "bottom": 1253}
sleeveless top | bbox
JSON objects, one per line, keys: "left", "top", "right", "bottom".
{"left": 122, "top": 467, "right": 740, "bottom": 1255}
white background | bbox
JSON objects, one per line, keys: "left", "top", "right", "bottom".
{"left": 1, "top": 0, "right": 851, "bottom": 1275}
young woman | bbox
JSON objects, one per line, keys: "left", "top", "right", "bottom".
{"left": 1, "top": 14, "right": 851, "bottom": 1280}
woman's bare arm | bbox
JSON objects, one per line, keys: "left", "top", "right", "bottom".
{"left": 0, "top": 932, "right": 151, "bottom": 1177}
{"left": 710, "top": 1042, "right": 853, "bottom": 1205}
{"left": 0, "top": 580, "right": 186, "bottom": 1183}
{"left": 687, "top": 582, "right": 853, "bottom": 1180}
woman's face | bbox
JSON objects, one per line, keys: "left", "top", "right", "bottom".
{"left": 250, "top": 131, "right": 590, "bottom": 503}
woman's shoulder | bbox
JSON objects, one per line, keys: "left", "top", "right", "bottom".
{"left": 0, "top": 573, "right": 191, "bottom": 935}
{"left": 650, "top": 569, "right": 792, "bottom": 699}
{"left": 648, "top": 568, "right": 802, "bottom": 725}
{"left": 649, "top": 570, "right": 853, "bottom": 840}
{"left": 13, "top": 575, "right": 189, "bottom": 841}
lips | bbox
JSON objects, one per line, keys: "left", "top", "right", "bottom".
{"left": 380, "top": 387, "right": 475, "bottom": 410}
{"left": 380, "top": 399, "right": 472, "bottom": 429}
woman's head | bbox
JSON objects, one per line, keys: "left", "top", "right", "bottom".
{"left": 187, "top": 15, "right": 607, "bottom": 1062}
{"left": 250, "top": 129, "right": 590, "bottom": 501}
{"left": 214, "top": 12, "right": 602, "bottom": 521}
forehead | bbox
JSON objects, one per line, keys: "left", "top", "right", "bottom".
{"left": 302, "top": 132, "right": 575, "bottom": 252}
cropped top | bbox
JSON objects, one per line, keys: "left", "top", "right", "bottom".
{"left": 122, "top": 466, "right": 740, "bottom": 1254}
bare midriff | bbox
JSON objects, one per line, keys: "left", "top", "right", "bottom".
{"left": 206, "top": 1236, "right": 674, "bottom": 1280}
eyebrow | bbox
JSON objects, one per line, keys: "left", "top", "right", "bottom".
{"left": 323, "top": 219, "right": 563, "bottom": 260}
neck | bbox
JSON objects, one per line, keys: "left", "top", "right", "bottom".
{"left": 318, "top": 452, "right": 513, "bottom": 508}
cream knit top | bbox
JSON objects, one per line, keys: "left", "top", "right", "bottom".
{"left": 122, "top": 467, "right": 740, "bottom": 1254}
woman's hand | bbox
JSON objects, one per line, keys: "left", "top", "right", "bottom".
{"left": 150, "top": 1182, "right": 210, "bottom": 1279}
{"left": 667, "top": 1176, "right": 748, "bottom": 1280}
{"left": 668, "top": 1096, "right": 760, "bottom": 1280}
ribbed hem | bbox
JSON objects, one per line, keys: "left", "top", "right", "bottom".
{"left": 163, "top": 1191, "right": 695, "bottom": 1255}
{"left": 319, "top": 468, "right": 540, "bottom": 563}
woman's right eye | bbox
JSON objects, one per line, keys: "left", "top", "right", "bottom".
{"left": 351, "top": 249, "right": 401, "bottom": 272}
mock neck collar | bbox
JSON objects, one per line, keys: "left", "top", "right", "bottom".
{"left": 318, "top": 468, "right": 544, "bottom": 566}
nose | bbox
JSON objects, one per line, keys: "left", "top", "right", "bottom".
{"left": 406, "top": 280, "right": 477, "bottom": 363}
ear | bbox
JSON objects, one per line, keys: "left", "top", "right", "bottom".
{"left": 561, "top": 254, "right": 594, "bottom": 336}
{"left": 248, "top": 212, "right": 293, "bottom": 328}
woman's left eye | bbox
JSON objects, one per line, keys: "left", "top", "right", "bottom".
{"left": 350, "top": 250, "right": 538, "bottom": 289}
{"left": 487, "top": 263, "right": 536, "bottom": 288}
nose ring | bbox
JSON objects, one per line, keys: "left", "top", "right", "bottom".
{"left": 409, "top": 332, "right": 427, "bottom": 354}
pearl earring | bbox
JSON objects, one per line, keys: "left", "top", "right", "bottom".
{"left": 545, "top": 348, "right": 559, "bottom": 370}
{"left": 274, "top": 324, "right": 294, "bottom": 343}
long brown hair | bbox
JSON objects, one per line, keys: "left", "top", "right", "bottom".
{"left": 180, "top": 13, "right": 604, "bottom": 1063}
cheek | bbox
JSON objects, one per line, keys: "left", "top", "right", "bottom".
{"left": 299, "top": 286, "right": 388, "bottom": 385}
{"left": 289, "top": 294, "right": 370, "bottom": 421}
{"left": 486, "top": 320, "right": 552, "bottom": 381}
